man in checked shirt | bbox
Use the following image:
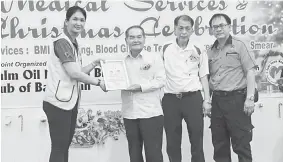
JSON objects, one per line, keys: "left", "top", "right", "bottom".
{"left": 121, "top": 25, "right": 166, "bottom": 162}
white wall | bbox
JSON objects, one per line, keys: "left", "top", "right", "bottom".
{"left": 2, "top": 93, "right": 283, "bottom": 162}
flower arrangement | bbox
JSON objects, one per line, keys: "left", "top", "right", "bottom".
{"left": 71, "top": 108, "right": 125, "bottom": 148}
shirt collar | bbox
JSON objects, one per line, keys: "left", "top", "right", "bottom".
{"left": 211, "top": 35, "right": 232, "bottom": 49}
{"left": 127, "top": 50, "right": 144, "bottom": 59}
{"left": 63, "top": 27, "right": 78, "bottom": 45}
{"left": 174, "top": 38, "right": 191, "bottom": 51}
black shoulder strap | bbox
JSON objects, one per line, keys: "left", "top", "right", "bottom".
{"left": 194, "top": 45, "right": 201, "bottom": 55}
{"left": 162, "top": 43, "right": 172, "bottom": 60}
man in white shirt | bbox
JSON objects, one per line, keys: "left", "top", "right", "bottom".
{"left": 162, "top": 15, "right": 211, "bottom": 162}
{"left": 121, "top": 25, "right": 166, "bottom": 162}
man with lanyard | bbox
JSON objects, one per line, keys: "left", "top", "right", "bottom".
{"left": 162, "top": 15, "right": 211, "bottom": 162}
{"left": 207, "top": 13, "right": 256, "bottom": 162}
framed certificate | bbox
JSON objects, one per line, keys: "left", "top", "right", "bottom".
{"left": 100, "top": 60, "right": 130, "bottom": 90}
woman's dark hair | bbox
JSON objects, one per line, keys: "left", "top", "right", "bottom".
{"left": 209, "top": 13, "right": 231, "bottom": 27}
{"left": 66, "top": 6, "right": 87, "bottom": 21}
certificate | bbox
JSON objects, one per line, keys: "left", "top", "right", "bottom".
{"left": 100, "top": 60, "right": 130, "bottom": 90}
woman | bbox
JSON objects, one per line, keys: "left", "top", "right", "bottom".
{"left": 43, "top": 6, "right": 106, "bottom": 162}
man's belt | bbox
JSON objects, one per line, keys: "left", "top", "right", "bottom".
{"left": 213, "top": 88, "right": 246, "bottom": 97}
{"left": 165, "top": 91, "right": 198, "bottom": 99}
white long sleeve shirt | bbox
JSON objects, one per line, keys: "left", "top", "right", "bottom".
{"left": 121, "top": 50, "right": 166, "bottom": 119}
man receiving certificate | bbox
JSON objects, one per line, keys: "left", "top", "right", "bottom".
{"left": 119, "top": 25, "right": 166, "bottom": 162}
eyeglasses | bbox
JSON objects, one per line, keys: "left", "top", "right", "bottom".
{"left": 212, "top": 24, "right": 229, "bottom": 30}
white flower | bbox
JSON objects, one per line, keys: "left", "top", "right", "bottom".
{"left": 140, "top": 63, "right": 151, "bottom": 70}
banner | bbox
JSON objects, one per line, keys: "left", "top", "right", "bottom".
{"left": 1, "top": 0, "right": 283, "bottom": 109}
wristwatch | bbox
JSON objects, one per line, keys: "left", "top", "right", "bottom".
{"left": 246, "top": 95, "right": 254, "bottom": 101}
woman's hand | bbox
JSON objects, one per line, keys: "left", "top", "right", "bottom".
{"left": 92, "top": 59, "right": 105, "bottom": 68}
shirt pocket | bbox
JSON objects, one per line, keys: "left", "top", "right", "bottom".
{"left": 185, "top": 60, "right": 199, "bottom": 74}
{"left": 225, "top": 53, "right": 241, "bottom": 68}
{"left": 139, "top": 65, "right": 154, "bottom": 80}
{"left": 55, "top": 80, "right": 75, "bottom": 102}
